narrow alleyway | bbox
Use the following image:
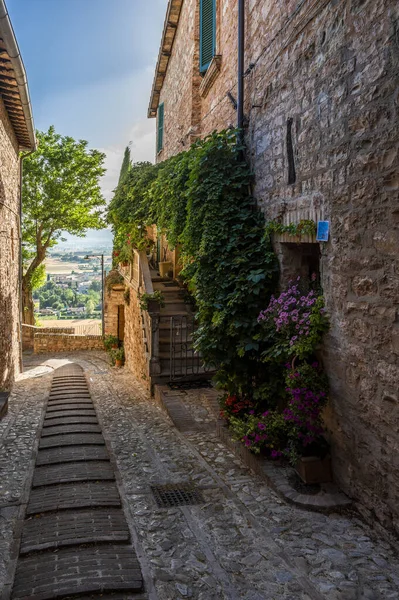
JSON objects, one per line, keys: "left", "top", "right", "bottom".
{"left": 1, "top": 351, "right": 398, "bottom": 600}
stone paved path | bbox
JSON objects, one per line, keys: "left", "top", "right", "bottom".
{"left": 1, "top": 351, "right": 399, "bottom": 600}
{"left": 7, "top": 362, "right": 143, "bottom": 600}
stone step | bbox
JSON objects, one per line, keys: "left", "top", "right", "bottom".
{"left": 12, "top": 545, "right": 143, "bottom": 599}
{"left": 20, "top": 509, "right": 130, "bottom": 554}
{"left": 41, "top": 423, "right": 102, "bottom": 437}
{"left": 36, "top": 445, "right": 109, "bottom": 466}
{"left": 27, "top": 481, "right": 121, "bottom": 514}
{"left": 39, "top": 433, "right": 105, "bottom": 449}
{"left": 32, "top": 461, "right": 115, "bottom": 487}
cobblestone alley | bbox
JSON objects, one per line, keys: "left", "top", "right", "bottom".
{"left": 1, "top": 351, "right": 399, "bottom": 600}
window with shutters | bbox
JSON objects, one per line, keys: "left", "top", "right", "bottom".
{"left": 200, "top": 0, "right": 216, "bottom": 73}
{"left": 157, "top": 103, "right": 164, "bottom": 153}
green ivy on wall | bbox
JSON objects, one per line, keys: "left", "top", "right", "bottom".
{"left": 108, "top": 130, "right": 281, "bottom": 397}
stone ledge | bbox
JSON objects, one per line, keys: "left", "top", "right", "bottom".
{"left": 199, "top": 55, "right": 222, "bottom": 98}
{"left": 216, "top": 421, "right": 352, "bottom": 513}
{"left": 0, "top": 392, "right": 9, "bottom": 419}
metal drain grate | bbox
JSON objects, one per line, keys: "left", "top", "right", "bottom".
{"left": 151, "top": 484, "right": 203, "bottom": 508}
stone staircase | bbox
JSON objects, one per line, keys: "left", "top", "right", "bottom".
{"left": 150, "top": 272, "right": 208, "bottom": 381}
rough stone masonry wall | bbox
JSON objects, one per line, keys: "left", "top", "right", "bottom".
{"left": 104, "top": 285, "right": 125, "bottom": 339}
{"left": 22, "top": 325, "right": 75, "bottom": 351}
{"left": 123, "top": 285, "right": 150, "bottom": 390}
{"left": 244, "top": 0, "right": 399, "bottom": 533}
{"left": 0, "top": 97, "right": 22, "bottom": 391}
{"left": 104, "top": 278, "right": 149, "bottom": 389}
{"left": 34, "top": 334, "right": 104, "bottom": 354}
{"left": 157, "top": 0, "right": 200, "bottom": 161}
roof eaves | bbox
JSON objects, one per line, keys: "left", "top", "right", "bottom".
{"left": 0, "top": 0, "right": 36, "bottom": 150}
{"left": 147, "top": 0, "right": 183, "bottom": 119}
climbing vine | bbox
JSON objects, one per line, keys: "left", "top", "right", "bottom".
{"left": 108, "top": 130, "right": 279, "bottom": 397}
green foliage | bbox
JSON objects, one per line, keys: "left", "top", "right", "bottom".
{"left": 30, "top": 264, "right": 46, "bottom": 291}
{"left": 106, "top": 271, "right": 124, "bottom": 295}
{"left": 265, "top": 219, "right": 317, "bottom": 237}
{"left": 111, "top": 346, "right": 125, "bottom": 362}
{"left": 104, "top": 334, "right": 119, "bottom": 351}
{"left": 33, "top": 280, "right": 101, "bottom": 313}
{"left": 118, "top": 146, "right": 131, "bottom": 185}
{"left": 107, "top": 130, "right": 279, "bottom": 398}
{"left": 138, "top": 291, "right": 165, "bottom": 311}
{"left": 22, "top": 126, "right": 106, "bottom": 319}
{"left": 124, "top": 288, "right": 130, "bottom": 305}
{"left": 23, "top": 126, "right": 106, "bottom": 247}
{"left": 229, "top": 411, "right": 292, "bottom": 456}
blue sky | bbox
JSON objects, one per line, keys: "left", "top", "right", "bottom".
{"left": 8, "top": 0, "right": 167, "bottom": 203}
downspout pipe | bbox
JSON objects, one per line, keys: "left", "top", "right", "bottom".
{"left": 237, "top": 0, "right": 245, "bottom": 139}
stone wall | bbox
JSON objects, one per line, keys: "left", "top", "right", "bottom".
{"left": 0, "top": 97, "right": 22, "bottom": 391}
{"left": 34, "top": 333, "right": 104, "bottom": 354}
{"left": 104, "top": 284, "right": 125, "bottom": 340}
{"left": 104, "top": 274, "right": 149, "bottom": 389}
{"left": 244, "top": 0, "right": 399, "bottom": 534}
{"left": 123, "top": 284, "right": 150, "bottom": 389}
{"left": 22, "top": 325, "right": 75, "bottom": 351}
{"left": 152, "top": 0, "right": 399, "bottom": 533}
{"left": 157, "top": 0, "right": 201, "bottom": 161}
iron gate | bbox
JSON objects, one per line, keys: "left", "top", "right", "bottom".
{"left": 169, "top": 315, "right": 209, "bottom": 381}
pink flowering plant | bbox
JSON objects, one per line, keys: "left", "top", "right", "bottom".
{"left": 225, "top": 277, "right": 330, "bottom": 463}
{"left": 229, "top": 362, "right": 329, "bottom": 464}
{"left": 257, "top": 276, "right": 329, "bottom": 363}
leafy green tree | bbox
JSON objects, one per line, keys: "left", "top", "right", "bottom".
{"left": 22, "top": 126, "right": 106, "bottom": 323}
{"left": 118, "top": 145, "right": 131, "bottom": 185}
{"left": 89, "top": 281, "right": 101, "bottom": 292}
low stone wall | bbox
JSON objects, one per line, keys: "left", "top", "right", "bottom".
{"left": 22, "top": 325, "right": 75, "bottom": 350}
{"left": 34, "top": 333, "right": 104, "bottom": 354}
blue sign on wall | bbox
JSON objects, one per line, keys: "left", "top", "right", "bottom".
{"left": 316, "top": 221, "right": 329, "bottom": 242}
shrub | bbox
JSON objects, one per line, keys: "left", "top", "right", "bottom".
{"left": 104, "top": 334, "right": 119, "bottom": 351}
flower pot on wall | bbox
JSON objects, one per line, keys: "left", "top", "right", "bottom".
{"left": 115, "top": 359, "right": 124, "bottom": 368}
{"left": 295, "top": 455, "right": 332, "bottom": 484}
{"left": 159, "top": 261, "right": 173, "bottom": 278}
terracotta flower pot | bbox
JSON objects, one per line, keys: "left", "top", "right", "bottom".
{"left": 115, "top": 359, "right": 124, "bottom": 368}
{"left": 295, "top": 455, "right": 332, "bottom": 484}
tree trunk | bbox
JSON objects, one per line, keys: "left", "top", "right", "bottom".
{"left": 22, "top": 276, "right": 35, "bottom": 325}
{"left": 22, "top": 236, "right": 48, "bottom": 325}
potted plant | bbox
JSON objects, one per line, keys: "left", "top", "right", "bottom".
{"left": 113, "top": 346, "right": 125, "bottom": 368}
{"left": 104, "top": 334, "right": 119, "bottom": 351}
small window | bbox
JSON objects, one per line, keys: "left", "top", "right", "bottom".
{"left": 157, "top": 103, "right": 164, "bottom": 153}
{"left": 200, "top": 0, "right": 216, "bottom": 73}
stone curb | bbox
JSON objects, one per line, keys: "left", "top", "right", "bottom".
{"left": 216, "top": 420, "right": 352, "bottom": 513}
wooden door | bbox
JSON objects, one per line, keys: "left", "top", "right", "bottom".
{"left": 117, "top": 305, "right": 125, "bottom": 341}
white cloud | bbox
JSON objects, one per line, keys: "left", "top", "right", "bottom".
{"left": 98, "top": 117, "right": 156, "bottom": 203}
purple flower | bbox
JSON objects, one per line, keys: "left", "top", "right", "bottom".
{"left": 258, "top": 422, "right": 266, "bottom": 430}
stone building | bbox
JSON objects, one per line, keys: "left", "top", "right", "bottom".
{"left": 0, "top": 1, "right": 36, "bottom": 404}
{"left": 147, "top": 0, "right": 399, "bottom": 533}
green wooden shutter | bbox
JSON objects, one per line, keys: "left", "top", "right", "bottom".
{"left": 200, "top": 0, "right": 216, "bottom": 73}
{"left": 157, "top": 103, "right": 164, "bottom": 153}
